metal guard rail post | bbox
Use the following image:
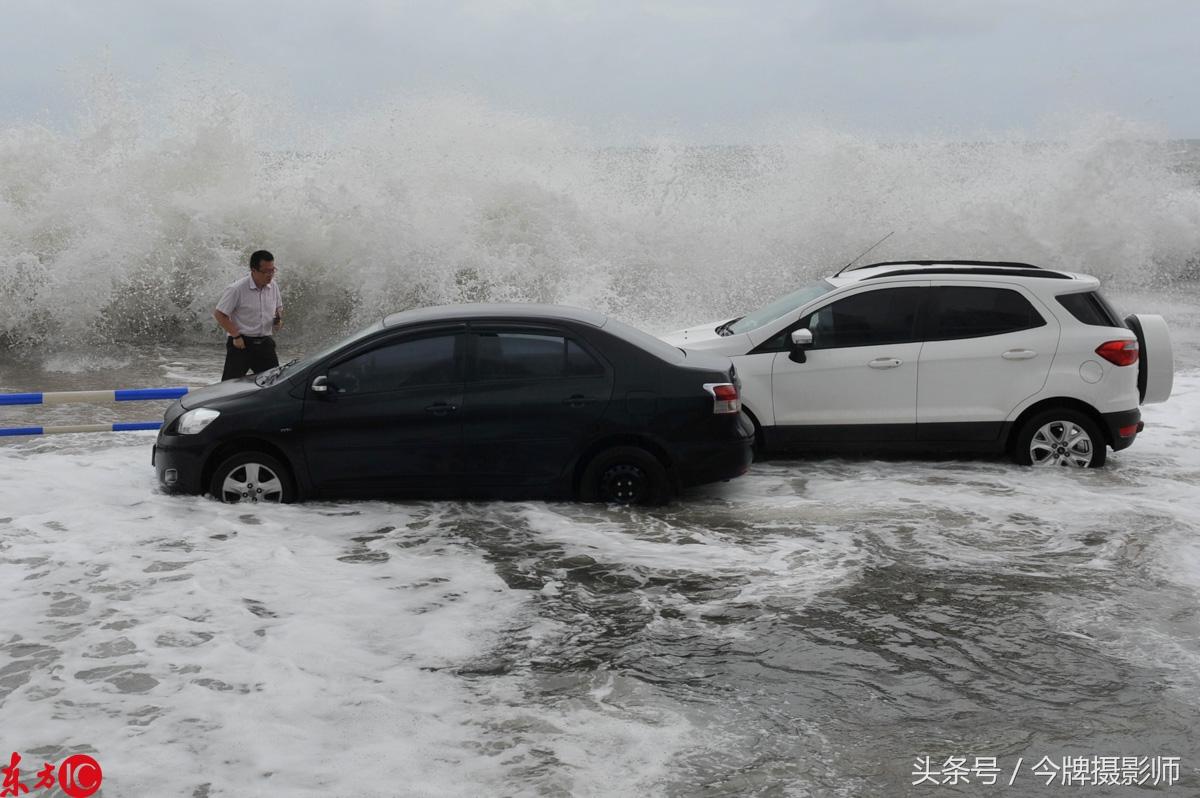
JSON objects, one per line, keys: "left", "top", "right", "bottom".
{"left": 0, "top": 386, "right": 192, "bottom": 438}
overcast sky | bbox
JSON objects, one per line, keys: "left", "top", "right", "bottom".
{"left": 3, "top": 0, "right": 1198, "bottom": 140}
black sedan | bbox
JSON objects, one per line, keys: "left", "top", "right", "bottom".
{"left": 153, "top": 304, "right": 754, "bottom": 504}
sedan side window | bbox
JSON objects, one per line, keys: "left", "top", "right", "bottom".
{"left": 328, "top": 334, "right": 460, "bottom": 395}
{"left": 800, "top": 287, "right": 924, "bottom": 349}
{"left": 475, "top": 332, "right": 605, "bottom": 380}
{"left": 566, "top": 339, "right": 606, "bottom": 377}
{"left": 928, "top": 287, "right": 1045, "bottom": 340}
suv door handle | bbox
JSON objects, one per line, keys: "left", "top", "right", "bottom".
{"left": 562, "top": 394, "right": 597, "bottom": 407}
{"left": 868, "top": 358, "right": 903, "bottom": 369}
{"left": 1002, "top": 349, "right": 1037, "bottom": 360}
{"left": 424, "top": 402, "right": 458, "bottom": 416}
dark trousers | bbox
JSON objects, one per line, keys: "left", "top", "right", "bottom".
{"left": 221, "top": 336, "right": 279, "bottom": 380}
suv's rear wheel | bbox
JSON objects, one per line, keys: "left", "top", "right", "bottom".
{"left": 1013, "top": 409, "right": 1106, "bottom": 468}
{"left": 580, "top": 446, "right": 671, "bottom": 505}
{"left": 210, "top": 452, "right": 295, "bottom": 503}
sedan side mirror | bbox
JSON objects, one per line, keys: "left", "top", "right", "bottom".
{"left": 789, "top": 328, "right": 814, "bottom": 363}
{"left": 311, "top": 375, "right": 331, "bottom": 394}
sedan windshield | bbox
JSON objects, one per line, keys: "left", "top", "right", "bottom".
{"left": 270, "top": 320, "right": 385, "bottom": 382}
{"left": 726, "top": 280, "right": 835, "bottom": 335}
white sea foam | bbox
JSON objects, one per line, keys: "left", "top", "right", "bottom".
{"left": 38, "top": 353, "right": 132, "bottom": 374}
{"left": 0, "top": 440, "right": 697, "bottom": 796}
{"left": 2, "top": 76, "right": 1199, "bottom": 349}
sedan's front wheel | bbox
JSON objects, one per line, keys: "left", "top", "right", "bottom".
{"left": 210, "top": 452, "right": 295, "bottom": 503}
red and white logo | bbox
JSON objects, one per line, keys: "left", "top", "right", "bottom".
{"left": 57, "top": 755, "right": 102, "bottom": 798}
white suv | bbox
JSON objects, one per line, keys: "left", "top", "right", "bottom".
{"left": 662, "top": 260, "right": 1173, "bottom": 467}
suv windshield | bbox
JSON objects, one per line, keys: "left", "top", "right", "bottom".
{"left": 727, "top": 280, "right": 835, "bottom": 335}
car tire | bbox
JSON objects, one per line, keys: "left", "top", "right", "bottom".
{"left": 209, "top": 451, "right": 296, "bottom": 504}
{"left": 1013, "top": 409, "right": 1107, "bottom": 468}
{"left": 580, "top": 446, "right": 671, "bottom": 505}
{"left": 748, "top": 415, "right": 768, "bottom": 462}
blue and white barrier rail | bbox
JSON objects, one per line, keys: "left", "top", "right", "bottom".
{"left": 0, "top": 387, "right": 190, "bottom": 406}
{"left": 0, "top": 386, "right": 189, "bottom": 437}
{"left": 0, "top": 421, "right": 163, "bottom": 437}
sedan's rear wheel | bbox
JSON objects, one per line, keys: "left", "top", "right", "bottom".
{"left": 580, "top": 446, "right": 671, "bottom": 505}
{"left": 210, "top": 452, "right": 295, "bottom": 503}
{"left": 1014, "top": 410, "right": 1106, "bottom": 468}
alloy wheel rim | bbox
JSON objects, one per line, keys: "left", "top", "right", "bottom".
{"left": 221, "top": 463, "right": 284, "bottom": 503}
{"left": 1029, "top": 421, "right": 1094, "bottom": 467}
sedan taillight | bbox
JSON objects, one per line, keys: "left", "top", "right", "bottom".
{"left": 704, "top": 382, "right": 740, "bottom": 414}
{"left": 1095, "top": 339, "right": 1139, "bottom": 367}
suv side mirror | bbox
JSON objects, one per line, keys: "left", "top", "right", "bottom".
{"left": 311, "top": 375, "right": 331, "bottom": 394}
{"left": 789, "top": 328, "right": 813, "bottom": 363}
{"left": 791, "top": 328, "right": 813, "bottom": 347}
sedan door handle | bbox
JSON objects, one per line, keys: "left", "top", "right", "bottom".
{"left": 424, "top": 402, "right": 458, "bottom": 416}
{"left": 1002, "top": 349, "right": 1038, "bottom": 360}
{"left": 562, "top": 394, "right": 597, "bottom": 407}
{"left": 867, "top": 358, "right": 903, "bottom": 369}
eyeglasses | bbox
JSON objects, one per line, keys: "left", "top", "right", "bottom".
{"left": 256, "top": 267, "right": 277, "bottom": 275}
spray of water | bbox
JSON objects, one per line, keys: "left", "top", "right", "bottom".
{"left": 2, "top": 74, "right": 1198, "bottom": 350}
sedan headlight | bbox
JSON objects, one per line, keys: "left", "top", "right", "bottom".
{"left": 177, "top": 408, "right": 221, "bottom": 435}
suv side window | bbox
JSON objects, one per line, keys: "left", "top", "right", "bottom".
{"left": 799, "top": 287, "right": 924, "bottom": 349}
{"left": 474, "top": 331, "right": 605, "bottom": 380}
{"left": 927, "top": 287, "right": 1045, "bottom": 340}
{"left": 1056, "top": 291, "right": 1122, "bottom": 327}
{"left": 328, "top": 334, "right": 462, "bottom": 395}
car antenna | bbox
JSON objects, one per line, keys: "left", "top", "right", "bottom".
{"left": 833, "top": 231, "right": 894, "bottom": 277}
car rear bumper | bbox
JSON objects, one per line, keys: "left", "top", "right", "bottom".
{"left": 152, "top": 438, "right": 208, "bottom": 495}
{"left": 675, "top": 413, "right": 755, "bottom": 488}
{"left": 1101, "top": 408, "right": 1142, "bottom": 452}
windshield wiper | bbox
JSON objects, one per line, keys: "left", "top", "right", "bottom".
{"left": 715, "top": 317, "right": 743, "bottom": 336}
{"left": 256, "top": 358, "right": 300, "bottom": 387}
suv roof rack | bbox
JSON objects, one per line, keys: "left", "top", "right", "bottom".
{"left": 846, "top": 259, "right": 1072, "bottom": 281}
{"left": 861, "top": 266, "right": 1072, "bottom": 281}
{"left": 852, "top": 259, "right": 1042, "bottom": 272}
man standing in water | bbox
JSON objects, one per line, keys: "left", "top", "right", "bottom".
{"left": 213, "top": 250, "right": 283, "bottom": 380}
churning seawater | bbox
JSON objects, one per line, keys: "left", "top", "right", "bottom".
{"left": 3, "top": 93, "right": 1200, "bottom": 795}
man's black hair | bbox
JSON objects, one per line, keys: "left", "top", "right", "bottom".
{"left": 250, "top": 250, "right": 275, "bottom": 271}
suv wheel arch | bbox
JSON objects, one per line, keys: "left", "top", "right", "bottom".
{"left": 1006, "top": 398, "right": 1111, "bottom": 454}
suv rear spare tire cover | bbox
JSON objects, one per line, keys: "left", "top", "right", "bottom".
{"left": 1125, "top": 314, "right": 1174, "bottom": 404}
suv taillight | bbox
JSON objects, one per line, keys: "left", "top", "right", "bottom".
{"left": 704, "top": 382, "right": 740, "bottom": 414}
{"left": 1095, "top": 339, "right": 1139, "bottom": 367}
